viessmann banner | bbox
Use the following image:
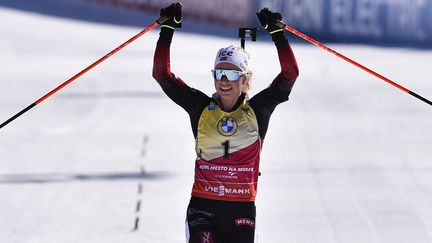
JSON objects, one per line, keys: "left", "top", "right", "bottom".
{"left": 90, "top": 0, "right": 432, "bottom": 47}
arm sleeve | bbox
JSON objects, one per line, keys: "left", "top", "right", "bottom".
{"left": 249, "top": 32, "right": 299, "bottom": 138}
{"left": 152, "top": 28, "right": 209, "bottom": 113}
{"left": 268, "top": 32, "right": 299, "bottom": 96}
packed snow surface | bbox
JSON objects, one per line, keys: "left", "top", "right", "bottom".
{"left": 0, "top": 6, "right": 431, "bottom": 243}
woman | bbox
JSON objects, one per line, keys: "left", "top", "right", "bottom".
{"left": 153, "top": 3, "right": 299, "bottom": 243}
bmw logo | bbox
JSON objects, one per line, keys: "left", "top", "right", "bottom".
{"left": 217, "top": 117, "right": 237, "bottom": 136}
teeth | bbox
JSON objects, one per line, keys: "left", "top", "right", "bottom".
{"left": 221, "top": 87, "right": 231, "bottom": 91}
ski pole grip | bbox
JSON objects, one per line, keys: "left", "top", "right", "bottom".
{"left": 156, "top": 16, "right": 169, "bottom": 25}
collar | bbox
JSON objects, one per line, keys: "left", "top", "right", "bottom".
{"left": 211, "top": 92, "right": 248, "bottom": 112}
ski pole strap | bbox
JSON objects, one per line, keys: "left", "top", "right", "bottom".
{"left": 156, "top": 16, "right": 169, "bottom": 25}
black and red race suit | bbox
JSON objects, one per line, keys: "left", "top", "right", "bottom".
{"left": 153, "top": 28, "right": 299, "bottom": 243}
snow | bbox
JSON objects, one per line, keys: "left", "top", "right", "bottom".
{"left": 0, "top": 5, "right": 432, "bottom": 243}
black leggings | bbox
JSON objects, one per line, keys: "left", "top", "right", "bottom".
{"left": 186, "top": 197, "right": 256, "bottom": 243}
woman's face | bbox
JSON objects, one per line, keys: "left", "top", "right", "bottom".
{"left": 213, "top": 62, "right": 245, "bottom": 103}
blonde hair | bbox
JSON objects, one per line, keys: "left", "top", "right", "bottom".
{"left": 242, "top": 70, "right": 253, "bottom": 93}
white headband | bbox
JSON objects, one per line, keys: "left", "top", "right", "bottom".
{"left": 214, "top": 46, "right": 250, "bottom": 72}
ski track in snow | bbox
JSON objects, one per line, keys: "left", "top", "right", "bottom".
{"left": 0, "top": 6, "right": 432, "bottom": 243}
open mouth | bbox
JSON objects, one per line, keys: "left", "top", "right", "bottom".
{"left": 220, "top": 86, "right": 232, "bottom": 92}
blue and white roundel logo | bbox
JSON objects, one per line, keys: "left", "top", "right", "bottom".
{"left": 217, "top": 117, "right": 237, "bottom": 136}
{"left": 222, "top": 120, "right": 234, "bottom": 132}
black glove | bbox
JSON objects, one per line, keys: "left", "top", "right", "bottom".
{"left": 256, "top": 8, "right": 284, "bottom": 35}
{"left": 160, "top": 2, "right": 182, "bottom": 29}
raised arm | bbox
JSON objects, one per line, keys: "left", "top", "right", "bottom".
{"left": 270, "top": 32, "right": 299, "bottom": 93}
{"left": 152, "top": 3, "right": 184, "bottom": 89}
{"left": 249, "top": 8, "right": 300, "bottom": 138}
{"left": 152, "top": 28, "right": 184, "bottom": 89}
{"left": 257, "top": 8, "right": 299, "bottom": 95}
{"left": 152, "top": 3, "right": 209, "bottom": 114}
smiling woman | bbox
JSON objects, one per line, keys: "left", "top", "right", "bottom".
{"left": 152, "top": 3, "right": 299, "bottom": 243}
{"left": 212, "top": 45, "right": 253, "bottom": 111}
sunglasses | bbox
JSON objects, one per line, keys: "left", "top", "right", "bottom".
{"left": 212, "top": 69, "right": 245, "bottom": 82}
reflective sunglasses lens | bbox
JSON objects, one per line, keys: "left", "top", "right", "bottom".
{"left": 213, "top": 69, "right": 241, "bottom": 81}
{"left": 213, "top": 70, "right": 223, "bottom": 80}
{"left": 225, "top": 71, "right": 241, "bottom": 81}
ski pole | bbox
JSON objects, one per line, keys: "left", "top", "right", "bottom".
{"left": 275, "top": 21, "right": 432, "bottom": 107}
{"left": 0, "top": 16, "right": 169, "bottom": 130}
